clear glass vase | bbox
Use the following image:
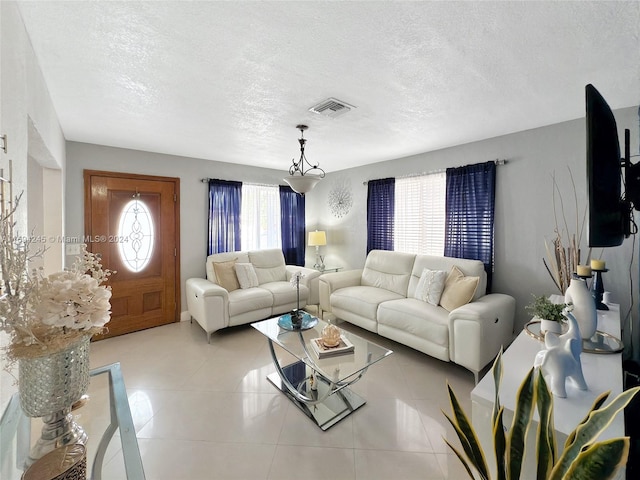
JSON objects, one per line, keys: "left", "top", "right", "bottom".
{"left": 18, "top": 335, "right": 91, "bottom": 465}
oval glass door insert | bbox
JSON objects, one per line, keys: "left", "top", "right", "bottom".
{"left": 118, "top": 198, "right": 154, "bottom": 272}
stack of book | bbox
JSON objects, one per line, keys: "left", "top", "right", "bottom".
{"left": 310, "top": 335, "right": 354, "bottom": 358}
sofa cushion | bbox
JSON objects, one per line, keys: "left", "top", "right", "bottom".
{"left": 206, "top": 252, "right": 250, "bottom": 282}
{"left": 332, "top": 285, "right": 404, "bottom": 321}
{"left": 414, "top": 268, "right": 447, "bottom": 305}
{"left": 361, "top": 250, "right": 416, "bottom": 296}
{"left": 409, "top": 255, "right": 487, "bottom": 300}
{"left": 228, "top": 288, "right": 273, "bottom": 316}
{"left": 378, "top": 298, "right": 450, "bottom": 347}
{"left": 260, "top": 281, "right": 310, "bottom": 308}
{"left": 440, "top": 266, "right": 479, "bottom": 312}
{"left": 249, "top": 249, "right": 288, "bottom": 284}
{"left": 235, "top": 263, "right": 259, "bottom": 289}
{"left": 213, "top": 259, "right": 240, "bottom": 292}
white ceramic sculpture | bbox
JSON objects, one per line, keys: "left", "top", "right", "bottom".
{"left": 564, "top": 277, "right": 597, "bottom": 339}
{"left": 534, "top": 311, "right": 587, "bottom": 398}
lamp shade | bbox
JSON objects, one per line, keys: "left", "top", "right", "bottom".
{"left": 308, "top": 230, "right": 327, "bottom": 246}
{"left": 284, "top": 174, "right": 322, "bottom": 195}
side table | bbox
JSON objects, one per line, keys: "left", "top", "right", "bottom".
{"left": 471, "top": 305, "right": 624, "bottom": 479}
{"left": 307, "top": 266, "right": 342, "bottom": 318}
{"left": 0, "top": 362, "right": 145, "bottom": 480}
{"left": 316, "top": 266, "right": 342, "bottom": 273}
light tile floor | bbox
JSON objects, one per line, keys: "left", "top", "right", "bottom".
{"left": 2, "top": 319, "right": 476, "bottom": 480}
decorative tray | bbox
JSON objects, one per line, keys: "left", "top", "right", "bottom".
{"left": 277, "top": 311, "right": 318, "bottom": 331}
{"left": 524, "top": 320, "right": 623, "bottom": 354}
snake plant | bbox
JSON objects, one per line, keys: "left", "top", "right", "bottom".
{"left": 444, "top": 350, "right": 639, "bottom": 480}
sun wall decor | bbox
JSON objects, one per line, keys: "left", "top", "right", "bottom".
{"left": 328, "top": 181, "right": 353, "bottom": 218}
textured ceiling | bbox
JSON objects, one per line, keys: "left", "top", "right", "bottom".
{"left": 16, "top": 1, "right": 640, "bottom": 173}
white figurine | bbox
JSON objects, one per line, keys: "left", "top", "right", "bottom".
{"left": 534, "top": 311, "right": 587, "bottom": 398}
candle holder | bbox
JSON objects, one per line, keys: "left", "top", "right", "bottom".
{"left": 590, "top": 268, "right": 609, "bottom": 311}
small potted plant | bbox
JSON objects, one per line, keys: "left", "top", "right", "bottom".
{"left": 525, "top": 294, "right": 571, "bottom": 335}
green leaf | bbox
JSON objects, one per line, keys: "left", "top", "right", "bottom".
{"left": 492, "top": 406, "right": 506, "bottom": 480}
{"left": 550, "top": 386, "right": 640, "bottom": 480}
{"left": 492, "top": 349, "right": 504, "bottom": 424}
{"left": 443, "top": 410, "right": 490, "bottom": 480}
{"left": 563, "top": 438, "right": 630, "bottom": 480}
{"left": 446, "top": 383, "right": 490, "bottom": 480}
{"left": 535, "top": 371, "right": 555, "bottom": 480}
{"left": 443, "top": 437, "right": 477, "bottom": 480}
{"left": 563, "top": 391, "right": 609, "bottom": 450}
{"left": 507, "top": 367, "right": 536, "bottom": 480}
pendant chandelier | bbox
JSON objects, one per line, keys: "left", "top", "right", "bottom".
{"left": 283, "top": 124, "right": 325, "bottom": 195}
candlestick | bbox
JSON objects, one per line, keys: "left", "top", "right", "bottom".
{"left": 576, "top": 265, "right": 592, "bottom": 277}
{"left": 590, "top": 268, "right": 609, "bottom": 311}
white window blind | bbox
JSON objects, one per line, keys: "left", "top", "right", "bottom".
{"left": 394, "top": 172, "right": 446, "bottom": 256}
{"left": 240, "top": 184, "right": 282, "bottom": 251}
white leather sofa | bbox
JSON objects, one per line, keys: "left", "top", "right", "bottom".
{"left": 186, "top": 249, "right": 321, "bottom": 342}
{"left": 319, "top": 250, "right": 515, "bottom": 382}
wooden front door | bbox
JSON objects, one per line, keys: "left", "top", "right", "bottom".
{"left": 84, "top": 170, "right": 180, "bottom": 339}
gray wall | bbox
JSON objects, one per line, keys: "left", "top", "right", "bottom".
{"left": 66, "top": 105, "right": 640, "bottom": 357}
{"left": 306, "top": 106, "right": 640, "bottom": 356}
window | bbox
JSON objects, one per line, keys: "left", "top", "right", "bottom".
{"left": 240, "top": 184, "right": 282, "bottom": 251}
{"left": 208, "top": 180, "right": 305, "bottom": 264}
{"left": 118, "top": 198, "right": 154, "bottom": 272}
{"left": 394, "top": 172, "right": 446, "bottom": 256}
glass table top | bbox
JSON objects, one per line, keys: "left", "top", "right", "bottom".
{"left": 0, "top": 362, "right": 145, "bottom": 480}
{"left": 252, "top": 313, "right": 393, "bottom": 383}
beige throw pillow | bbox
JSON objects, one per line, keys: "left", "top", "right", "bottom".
{"left": 439, "top": 265, "right": 480, "bottom": 312}
{"left": 235, "top": 263, "right": 259, "bottom": 289}
{"left": 213, "top": 259, "right": 240, "bottom": 292}
{"left": 414, "top": 268, "right": 447, "bottom": 306}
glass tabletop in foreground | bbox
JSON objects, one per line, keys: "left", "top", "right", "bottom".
{"left": 251, "top": 313, "right": 392, "bottom": 383}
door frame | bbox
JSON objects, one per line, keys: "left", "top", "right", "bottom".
{"left": 83, "top": 169, "right": 181, "bottom": 322}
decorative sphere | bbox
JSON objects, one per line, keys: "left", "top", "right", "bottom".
{"left": 322, "top": 324, "right": 341, "bottom": 347}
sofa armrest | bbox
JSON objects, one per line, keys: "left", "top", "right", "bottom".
{"left": 448, "top": 293, "right": 516, "bottom": 377}
{"left": 285, "top": 266, "right": 322, "bottom": 305}
{"left": 319, "top": 269, "right": 364, "bottom": 313}
{"left": 185, "top": 278, "right": 230, "bottom": 341}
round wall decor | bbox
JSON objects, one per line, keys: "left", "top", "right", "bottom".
{"left": 328, "top": 183, "right": 353, "bottom": 218}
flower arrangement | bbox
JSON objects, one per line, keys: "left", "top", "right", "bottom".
{"left": 290, "top": 271, "right": 305, "bottom": 324}
{"left": 289, "top": 270, "right": 305, "bottom": 288}
{"left": 0, "top": 190, "right": 113, "bottom": 368}
{"left": 543, "top": 169, "right": 590, "bottom": 293}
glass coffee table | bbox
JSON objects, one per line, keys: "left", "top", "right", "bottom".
{"left": 251, "top": 313, "right": 392, "bottom": 430}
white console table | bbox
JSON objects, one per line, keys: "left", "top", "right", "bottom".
{"left": 471, "top": 304, "right": 624, "bottom": 478}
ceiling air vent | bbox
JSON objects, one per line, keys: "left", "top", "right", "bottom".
{"left": 309, "top": 98, "right": 356, "bottom": 118}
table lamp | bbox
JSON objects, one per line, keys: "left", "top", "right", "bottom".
{"left": 308, "top": 230, "right": 326, "bottom": 271}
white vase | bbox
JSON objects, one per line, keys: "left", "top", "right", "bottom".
{"left": 564, "top": 278, "right": 597, "bottom": 340}
{"left": 540, "top": 319, "right": 562, "bottom": 335}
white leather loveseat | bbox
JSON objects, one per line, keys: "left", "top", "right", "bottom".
{"left": 186, "top": 249, "right": 321, "bottom": 342}
{"left": 319, "top": 250, "right": 515, "bottom": 382}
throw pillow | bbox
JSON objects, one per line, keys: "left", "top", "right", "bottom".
{"left": 439, "top": 265, "right": 480, "bottom": 312}
{"left": 213, "top": 259, "right": 240, "bottom": 292}
{"left": 235, "top": 263, "right": 259, "bottom": 289}
{"left": 414, "top": 268, "right": 447, "bottom": 306}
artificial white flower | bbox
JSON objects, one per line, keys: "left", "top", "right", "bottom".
{"left": 290, "top": 271, "right": 305, "bottom": 287}
{"left": 1, "top": 197, "right": 114, "bottom": 363}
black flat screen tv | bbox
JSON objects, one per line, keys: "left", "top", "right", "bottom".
{"left": 586, "top": 84, "right": 627, "bottom": 247}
